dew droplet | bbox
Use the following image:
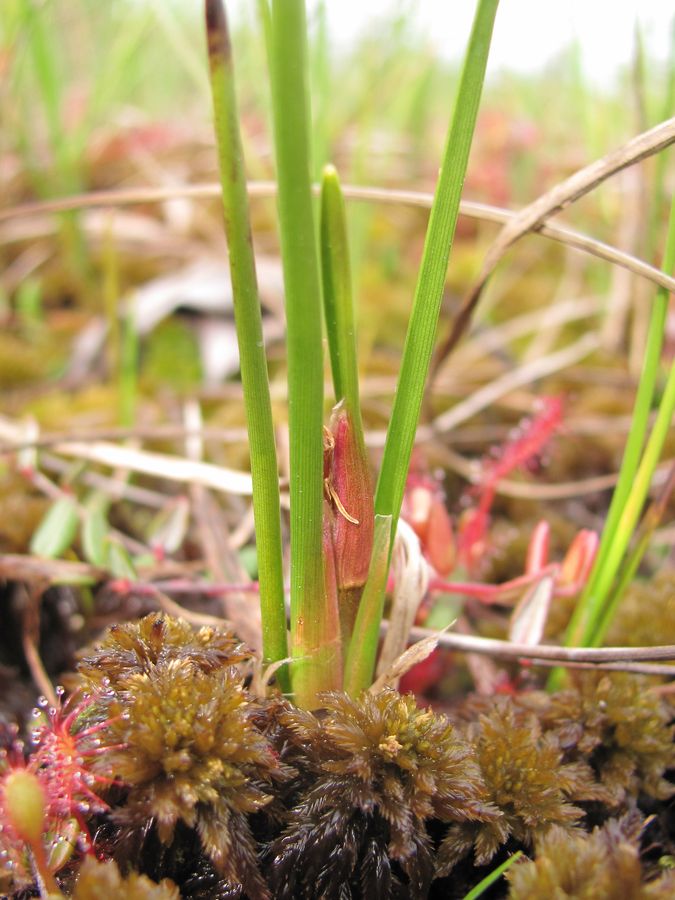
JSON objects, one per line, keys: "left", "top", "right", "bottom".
{"left": 78, "top": 833, "right": 91, "bottom": 852}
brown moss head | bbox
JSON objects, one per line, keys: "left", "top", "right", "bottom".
{"left": 265, "top": 689, "right": 495, "bottom": 899}
{"left": 522, "top": 673, "right": 675, "bottom": 805}
{"left": 439, "top": 698, "right": 593, "bottom": 872}
{"left": 507, "top": 815, "right": 675, "bottom": 899}
{"left": 77, "top": 612, "right": 250, "bottom": 689}
{"left": 76, "top": 614, "right": 277, "bottom": 897}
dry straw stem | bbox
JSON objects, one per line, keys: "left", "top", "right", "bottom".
{"left": 5, "top": 548, "right": 674, "bottom": 677}
{"left": 3, "top": 416, "right": 674, "bottom": 508}
{"left": 3, "top": 183, "right": 675, "bottom": 297}
{"left": 439, "top": 116, "right": 675, "bottom": 361}
{"left": 407, "top": 624, "right": 675, "bottom": 666}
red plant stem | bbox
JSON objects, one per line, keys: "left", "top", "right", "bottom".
{"left": 110, "top": 563, "right": 589, "bottom": 608}
{"left": 426, "top": 565, "right": 560, "bottom": 602}
{"left": 29, "top": 839, "right": 60, "bottom": 896}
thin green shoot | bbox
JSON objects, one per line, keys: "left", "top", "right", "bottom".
{"left": 561, "top": 193, "right": 675, "bottom": 653}
{"left": 343, "top": 514, "right": 392, "bottom": 696}
{"left": 269, "top": 0, "right": 336, "bottom": 707}
{"left": 548, "top": 193, "right": 675, "bottom": 689}
{"left": 586, "top": 350, "right": 675, "bottom": 645}
{"left": 594, "top": 462, "right": 675, "bottom": 644}
{"left": 15, "top": 278, "right": 43, "bottom": 333}
{"left": 320, "top": 164, "right": 363, "bottom": 425}
{"left": 374, "top": 0, "right": 499, "bottom": 544}
{"left": 205, "top": 0, "right": 289, "bottom": 688}
{"left": 461, "top": 852, "right": 523, "bottom": 900}
{"left": 347, "top": 0, "right": 498, "bottom": 686}
{"left": 18, "top": 0, "right": 89, "bottom": 282}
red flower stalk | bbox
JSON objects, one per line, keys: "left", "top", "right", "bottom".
{"left": 458, "top": 396, "right": 563, "bottom": 571}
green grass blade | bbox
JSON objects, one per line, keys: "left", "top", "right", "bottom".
{"left": 594, "top": 467, "right": 675, "bottom": 645}
{"left": 256, "top": 0, "right": 272, "bottom": 66}
{"left": 205, "top": 0, "right": 288, "bottom": 685}
{"left": 269, "top": 0, "right": 334, "bottom": 706}
{"left": 462, "top": 852, "right": 523, "bottom": 900}
{"left": 374, "top": 0, "right": 499, "bottom": 539}
{"left": 585, "top": 352, "right": 675, "bottom": 644}
{"left": 320, "top": 164, "right": 362, "bottom": 422}
{"left": 343, "top": 514, "right": 392, "bottom": 696}
{"left": 561, "top": 192, "right": 675, "bottom": 653}
{"left": 343, "top": 0, "right": 499, "bottom": 690}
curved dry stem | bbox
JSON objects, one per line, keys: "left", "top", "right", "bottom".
{"left": 436, "top": 116, "right": 675, "bottom": 365}
{"left": 2, "top": 181, "right": 674, "bottom": 295}
{"left": 406, "top": 624, "right": 675, "bottom": 664}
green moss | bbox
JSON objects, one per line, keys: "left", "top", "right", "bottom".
{"left": 73, "top": 856, "right": 180, "bottom": 900}
{"left": 521, "top": 673, "right": 675, "bottom": 804}
{"left": 507, "top": 817, "right": 675, "bottom": 899}
{"left": 439, "top": 698, "right": 597, "bottom": 872}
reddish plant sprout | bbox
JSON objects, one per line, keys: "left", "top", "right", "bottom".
{"left": 323, "top": 403, "right": 374, "bottom": 595}
{"left": 401, "top": 472, "right": 456, "bottom": 577}
{"left": 558, "top": 528, "right": 599, "bottom": 590}
{"left": 458, "top": 395, "right": 564, "bottom": 572}
{"left": 323, "top": 403, "right": 375, "bottom": 647}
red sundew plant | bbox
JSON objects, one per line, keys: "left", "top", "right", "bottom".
{"left": 402, "top": 396, "right": 565, "bottom": 582}
{"left": 0, "top": 687, "right": 121, "bottom": 893}
{"left": 29, "top": 687, "right": 122, "bottom": 835}
{"left": 398, "top": 397, "right": 599, "bottom": 699}
{"left": 456, "top": 395, "right": 564, "bottom": 573}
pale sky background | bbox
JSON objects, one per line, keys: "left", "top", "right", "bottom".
{"left": 231, "top": 1, "right": 674, "bottom": 87}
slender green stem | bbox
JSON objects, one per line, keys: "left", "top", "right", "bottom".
{"left": 374, "top": 0, "right": 499, "bottom": 539}
{"left": 586, "top": 354, "right": 675, "bottom": 641}
{"left": 343, "top": 515, "right": 392, "bottom": 696}
{"left": 462, "top": 852, "right": 523, "bottom": 900}
{"left": 255, "top": 0, "right": 272, "bottom": 71}
{"left": 205, "top": 0, "right": 288, "bottom": 687}
{"left": 561, "top": 192, "right": 675, "bottom": 653}
{"left": 321, "top": 176, "right": 374, "bottom": 654}
{"left": 269, "top": 0, "right": 335, "bottom": 707}
{"left": 594, "top": 465, "right": 675, "bottom": 645}
{"left": 320, "top": 164, "right": 363, "bottom": 423}
{"left": 346, "top": 0, "right": 498, "bottom": 686}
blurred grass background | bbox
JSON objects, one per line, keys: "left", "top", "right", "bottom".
{"left": 0, "top": 0, "right": 673, "bottom": 574}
